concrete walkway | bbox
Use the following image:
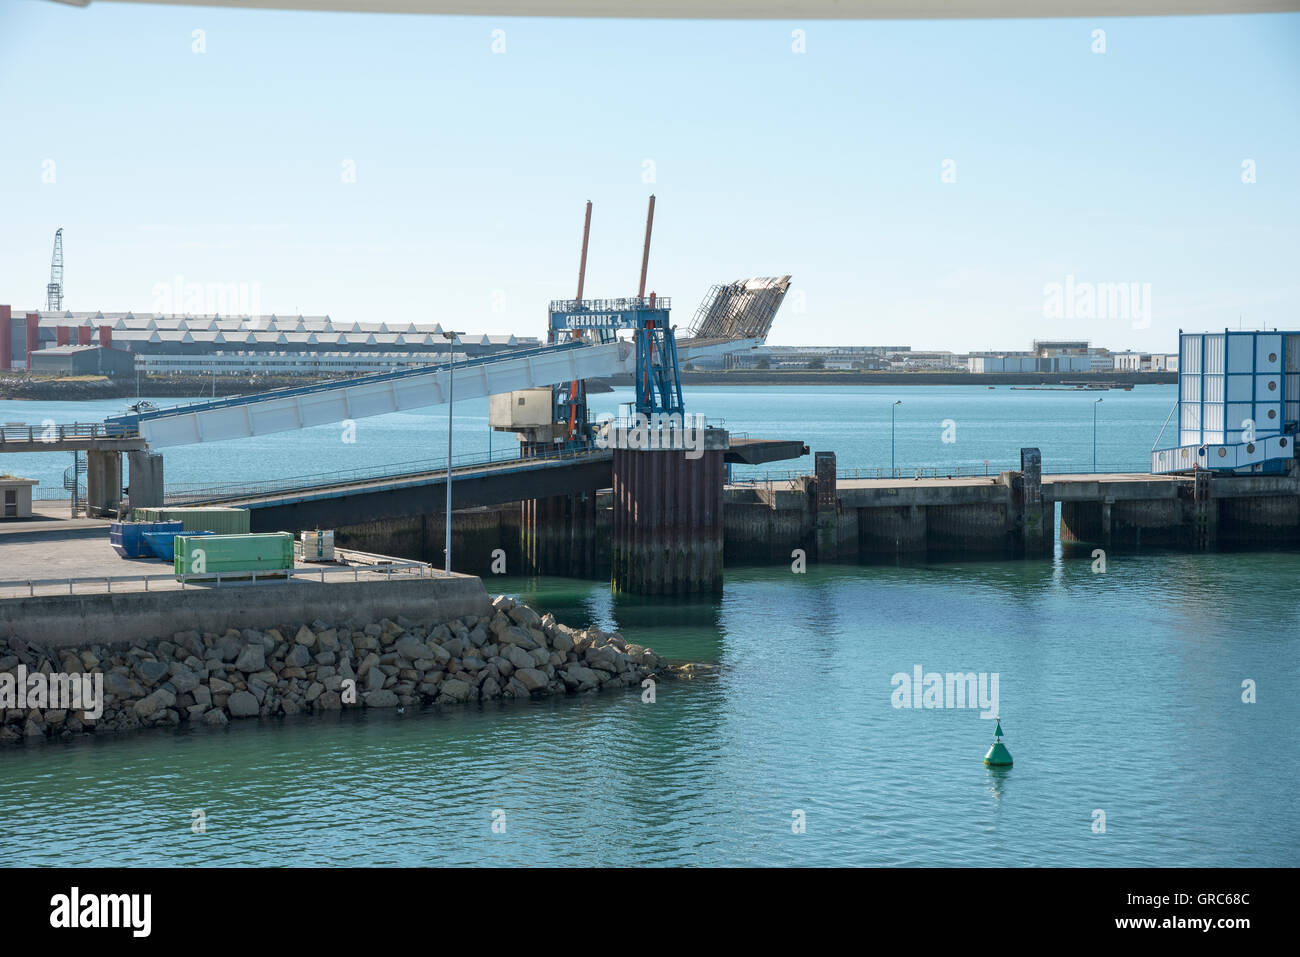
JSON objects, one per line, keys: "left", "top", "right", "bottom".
{"left": 0, "top": 502, "right": 111, "bottom": 541}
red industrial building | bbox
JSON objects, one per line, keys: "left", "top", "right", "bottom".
{"left": 1, "top": 304, "right": 114, "bottom": 371}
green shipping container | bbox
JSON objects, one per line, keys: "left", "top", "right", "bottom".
{"left": 134, "top": 506, "right": 251, "bottom": 535}
{"left": 174, "top": 532, "right": 294, "bottom": 579}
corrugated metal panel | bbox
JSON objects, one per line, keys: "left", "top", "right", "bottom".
{"left": 133, "top": 506, "right": 251, "bottom": 535}
{"left": 175, "top": 532, "right": 294, "bottom": 577}
{"left": 1205, "top": 334, "right": 1225, "bottom": 374}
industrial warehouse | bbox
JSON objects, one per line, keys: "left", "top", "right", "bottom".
{"left": 0, "top": 304, "right": 542, "bottom": 376}
{"left": 2, "top": 229, "right": 1173, "bottom": 381}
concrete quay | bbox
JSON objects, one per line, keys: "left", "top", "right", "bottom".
{"left": 724, "top": 453, "right": 1300, "bottom": 563}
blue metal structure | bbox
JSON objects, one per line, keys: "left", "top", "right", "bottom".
{"left": 1152, "top": 329, "right": 1300, "bottom": 474}
{"left": 547, "top": 295, "right": 684, "bottom": 444}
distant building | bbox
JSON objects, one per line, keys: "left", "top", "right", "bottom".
{"left": 887, "top": 350, "right": 960, "bottom": 371}
{"left": 968, "top": 354, "right": 1092, "bottom": 373}
{"left": 969, "top": 339, "right": 1122, "bottom": 374}
{"left": 1111, "top": 351, "right": 1177, "bottom": 372}
{"left": 725, "top": 345, "right": 907, "bottom": 371}
{"left": 1088, "top": 351, "right": 1116, "bottom": 372}
{"left": 29, "top": 344, "right": 135, "bottom": 377}
{"left": 0, "top": 304, "right": 541, "bottom": 374}
{"left": 1032, "top": 339, "right": 1091, "bottom": 356}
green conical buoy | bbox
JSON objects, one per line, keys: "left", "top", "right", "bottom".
{"left": 984, "top": 717, "right": 1013, "bottom": 767}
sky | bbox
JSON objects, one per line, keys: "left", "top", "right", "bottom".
{"left": 0, "top": 3, "right": 1297, "bottom": 353}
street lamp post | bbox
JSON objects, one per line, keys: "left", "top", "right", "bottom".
{"left": 891, "top": 400, "right": 902, "bottom": 477}
{"left": 441, "top": 330, "right": 463, "bottom": 575}
{"left": 1093, "top": 397, "right": 1103, "bottom": 472}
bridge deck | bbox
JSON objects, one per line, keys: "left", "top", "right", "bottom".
{"left": 102, "top": 335, "right": 761, "bottom": 449}
{"left": 215, "top": 451, "right": 612, "bottom": 509}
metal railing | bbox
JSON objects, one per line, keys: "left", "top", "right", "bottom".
{"left": 0, "top": 560, "right": 441, "bottom": 599}
{"left": 0, "top": 422, "right": 139, "bottom": 444}
{"left": 596, "top": 413, "right": 720, "bottom": 430}
{"left": 730, "top": 462, "right": 1143, "bottom": 486}
{"left": 164, "top": 444, "right": 610, "bottom": 505}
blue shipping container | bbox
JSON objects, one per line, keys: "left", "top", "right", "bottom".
{"left": 110, "top": 521, "right": 185, "bottom": 559}
{"left": 141, "top": 530, "right": 215, "bottom": 562}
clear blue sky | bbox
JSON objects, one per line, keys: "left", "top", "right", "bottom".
{"left": 1, "top": 3, "right": 1296, "bottom": 352}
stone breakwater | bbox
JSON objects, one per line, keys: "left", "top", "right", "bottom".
{"left": 0, "top": 595, "right": 671, "bottom": 746}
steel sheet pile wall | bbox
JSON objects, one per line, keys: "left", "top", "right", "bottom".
{"left": 1217, "top": 494, "right": 1300, "bottom": 547}
{"left": 924, "top": 503, "right": 1014, "bottom": 558}
{"left": 521, "top": 493, "right": 599, "bottom": 578}
{"left": 1059, "top": 499, "right": 1187, "bottom": 549}
{"left": 612, "top": 448, "right": 725, "bottom": 594}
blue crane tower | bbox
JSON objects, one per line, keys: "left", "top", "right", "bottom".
{"left": 543, "top": 195, "right": 685, "bottom": 452}
{"left": 547, "top": 292, "right": 683, "bottom": 424}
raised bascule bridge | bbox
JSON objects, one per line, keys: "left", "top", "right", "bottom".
{"left": 38, "top": 199, "right": 805, "bottom": 593}
{"left": 9, "top": 201, "right": 1297, "bottom": 588}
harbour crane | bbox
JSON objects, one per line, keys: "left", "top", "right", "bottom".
{"left": 46, "top": 228, "right": 64, "bottom": 311}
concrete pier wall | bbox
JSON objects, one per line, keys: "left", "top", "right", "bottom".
{"left": 1217, "top": 494, "right": 1300, "bottom": 547}
{"left": 926, "top": 503, "right": 1014, "bottom": 559}
{"left": 858, "top": 504, "right": 928, "bottom": 560}
{"left": 1, "top": 575, "right": 492, "bottom": 648}
{"left": 722, "top": 496, "right": 805, "bottom": 564}
{"left": 334, "top": 507, "right": 521, "bottom": 575}
{"left": 310, "top": 458, "right": 1300, "bottom": 579}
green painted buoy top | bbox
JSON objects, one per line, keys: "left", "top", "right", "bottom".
{"left": 985, "top": 717, "right": 1012, "bottom": 766}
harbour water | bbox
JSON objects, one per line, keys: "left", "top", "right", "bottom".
{"left": 0, "top": 554, "right": 1295, "bottom": 866}
{"left": 1, "top": 383, "right": 1177, "bottom": 494}
{"left": 1, "top": 384, "right": 1296, "bottom": 866}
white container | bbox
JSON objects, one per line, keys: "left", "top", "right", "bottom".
{"left": 300, "top": 529, "right": 335, "bottom": 562}
{"left": 489, "top": 389, "right": 554, "bottom": 429}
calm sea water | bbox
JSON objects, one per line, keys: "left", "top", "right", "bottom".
{"left": 1, "top": 384, "right": 1296, "bottom": 866}
{"left": 1, "top": 383, "right": 1176, "bottom": 493}
{"left": 0, "top": 555, "right": 1296, "bottom": 866}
